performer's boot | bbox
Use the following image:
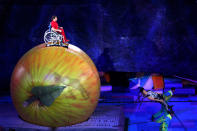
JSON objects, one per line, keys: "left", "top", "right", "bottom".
{"left": 64, "top": 42, "right": 69, "bottom": 47}
{"left": 60, "top": 41, "right": 68, "bottom": 48}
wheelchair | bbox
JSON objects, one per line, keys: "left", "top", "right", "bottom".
{"left": 44, "top": 24, "right": 68, "bottom": 48}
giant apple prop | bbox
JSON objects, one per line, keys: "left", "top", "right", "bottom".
{"left": 10, "top": 44, "right": 100, "bottom": 127}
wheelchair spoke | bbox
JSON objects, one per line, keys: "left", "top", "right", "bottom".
{"left": 44, "top": 30, "right": 63, "bottom": 45}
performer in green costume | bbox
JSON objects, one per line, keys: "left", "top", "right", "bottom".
{"left": 152, "top": 88, "right": 175, "bottom": 131}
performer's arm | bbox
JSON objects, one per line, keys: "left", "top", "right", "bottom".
{"left": 154, "top": 99, "right": 164, "bottom": 103}
{"left": 147, "top": 96, "right": 164, "bottom": 103}
{"left": 147, "top": 96, "right": 155, "bottom": 101}
{"left": 52, "top": 27, "right": 62, "bottom": 32}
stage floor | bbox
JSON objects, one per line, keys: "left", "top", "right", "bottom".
{"left": 1, "top": 95, "right": 197, "bottom": 131}
{"left": 99, "top": 93, "right": 197, "bottom": 131}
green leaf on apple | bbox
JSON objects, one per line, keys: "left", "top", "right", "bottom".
{"left": 30, "top": 85, "right": 66, "bottom": 107}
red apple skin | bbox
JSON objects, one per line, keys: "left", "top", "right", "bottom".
{"left": 10, "top": 44, "right": 100, "bottom": 127}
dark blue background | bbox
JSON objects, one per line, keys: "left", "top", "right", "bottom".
{"left": 0, "top": 0, "right": 197, "bottom": 89}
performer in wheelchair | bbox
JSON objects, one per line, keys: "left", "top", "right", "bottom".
{"left": 139, "top": 87, "right": 175, "bottom": 112}
{"left": 51, "top": 15, "right": 69, "bottom": 44}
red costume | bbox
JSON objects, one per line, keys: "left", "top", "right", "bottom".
{"left": 51, "top": 20, "right": 69, "bottom": 43}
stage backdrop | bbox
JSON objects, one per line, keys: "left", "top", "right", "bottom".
{"left": 0, "top": 0, "right": 197, "bottom": 88}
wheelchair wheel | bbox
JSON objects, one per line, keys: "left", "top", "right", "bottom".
{"left": 44, "top": 30, "right": 59, "bottom": 45}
